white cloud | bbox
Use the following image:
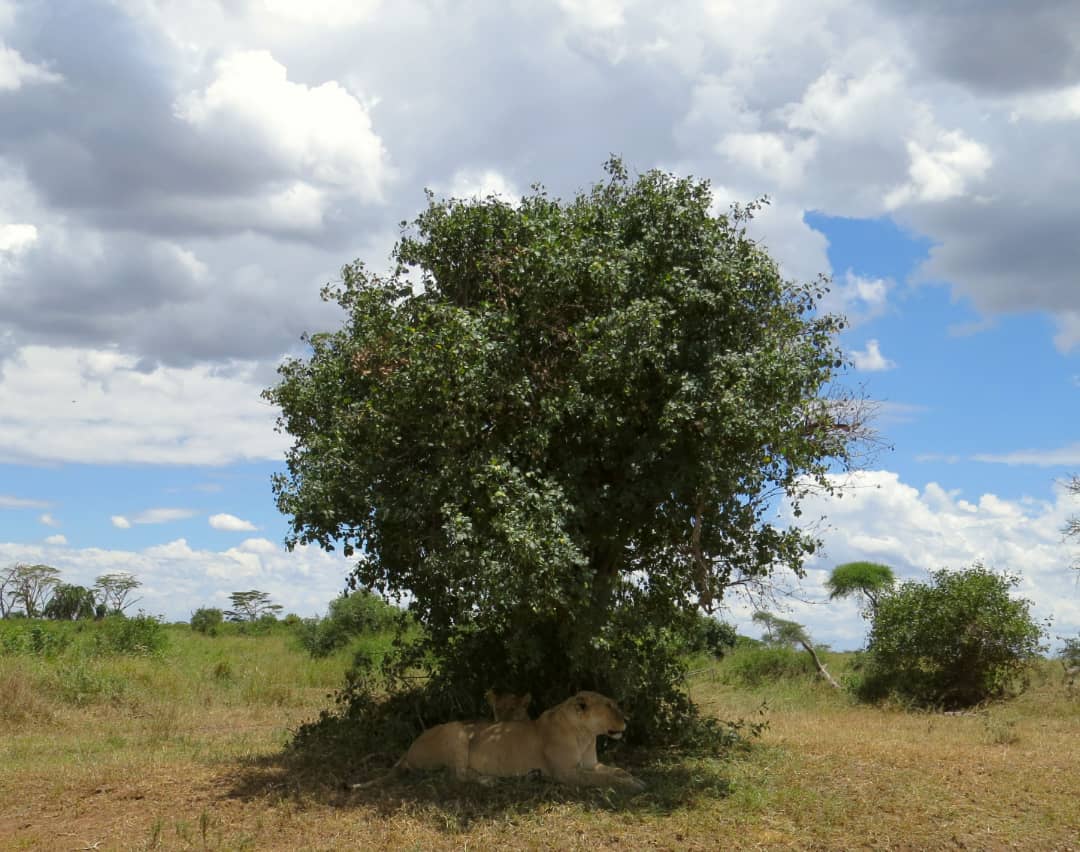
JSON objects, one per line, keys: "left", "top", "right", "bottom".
{"left": 260, "top": 0, "right": 382, "bottom": 28}
{"left": 784, "top": 63, "right": 906, "bottom": 142}
{"left": 131, "top": 508, "right": 198, "bottom": 525}
{"left": 0, "top": 494, "right": 49, "bottom": 509}
{"left": 850, "top": 339, "right": 896, "bottom": 372}
{"left": 819, "top": 270, "right": 890, "bottom": 327}
{"left": 0, "top": 43, "right": 62, "bottom": 91}
{"left": 39, "top": 512, "right": 60, "bottom": 527}
{"left": 1010, "top": 84, "right": 1080, "bottom": 122}
{"left": 717, "top": 131, "right": 818, "bottom": 190}
{"left": 973, "top": 443, "right": 1080, "bottom": 468}
{"left": 885, "top": 130, "right": 992, "bottom": 209}
{"left": 238, "top": 537, "right": 279, "bottom": 554}
{"left": 1052, "top": 311, "right": 1080, "bottom": 353}
{"left": 176, "top": 49, "right": 391, "bottom": 200}
{"left": 0, "top": 223, "right": 37, "bottom": 253}
{"left": 558, "top": 0, "right": 626, "bottom": 31}
{"left": 44, "top": 534, "right": 67, "bottom": 545}
{"left": 209, "top": 512, "right": 258, "bottom": 532}
{"left": 441, "top": 169, "right": 521, "bottom": 203}
{"left": 0, "top": 346, "right": 288, "bottom": 465}
{"left": 112, "top": 508, "right": 195, "bottom": 528}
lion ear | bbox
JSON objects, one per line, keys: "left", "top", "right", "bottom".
{"left": 576, "top": 698, "right": 588, "bottom": 712}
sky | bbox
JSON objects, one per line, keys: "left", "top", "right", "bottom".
{"left": 0, "top": 0, "right": 1077, "bottom": 648}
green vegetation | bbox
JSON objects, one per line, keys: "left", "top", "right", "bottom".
{"left": 266, "top": 159, "right": 874, "bottom": 744}
{"left": 295, "top": 591, "right": 402, "bottom": 658}
{"left": 191, "top": 607, "right": 224, "bottom": 635}
{"left": 858, "top": 564, "right": 1047, "bottom": 708}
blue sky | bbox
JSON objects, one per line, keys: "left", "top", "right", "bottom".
{"left": 1, "top": 0, "right": 1078, "bottom": 647}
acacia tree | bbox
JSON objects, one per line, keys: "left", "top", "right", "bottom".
{"left": 225, "top": 590, "right": 282, "bottom": 622}
{"left": 6, "top": 563, "right": 61, "bottom": 618}
{"left": 0, "top": 564, "right": 16, "bottom": 618}
{"left": 266, "top": 160, "right": 870, "bottom": 739}
{"left": 753, "top": 611, "right": 841, "bottom": 689}
{"left": 94, "top": 573, "right": 141, "bottom": 615}
{"left": 825, "top": 561, "right": 895, "bottom": 615}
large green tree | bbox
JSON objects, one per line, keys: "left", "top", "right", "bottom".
{"left": 43, "top": 583, "right": 97, "bottom": 620}
{"left": 267, "top": 160, "right": 870, "bottom": 739}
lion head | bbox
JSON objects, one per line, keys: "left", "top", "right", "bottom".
{"left": 485, "top": 689, "right": 532, "bottom": 721}
{"left": 568, "top": 690, "right": 629, "bottom": 739}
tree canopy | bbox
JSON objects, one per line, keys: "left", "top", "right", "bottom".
{"left": 2, "top": 563, "right": 61, "bottom": 618}
{"left": 94, "top": 573, "right": 141, "bottom": 615}
{"left": 225, "top": 590, "right": 282, "bottom": 622}
{"left": 266, "top": 159, "right": 870, "bottom": 739}
{"left": 825, "top": 561, "right": 895, "bottom": 613}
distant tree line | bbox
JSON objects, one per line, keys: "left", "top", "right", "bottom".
{"left": 0, "top": 564, "right": 143, "bottom": 620}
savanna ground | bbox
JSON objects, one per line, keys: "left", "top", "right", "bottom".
{"left": 1, "top": 621, "right": 1077, "bottom": 851}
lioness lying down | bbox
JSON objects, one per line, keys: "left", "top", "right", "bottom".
{"left": 356, "top": 690, "right": 645, "bottom": 792}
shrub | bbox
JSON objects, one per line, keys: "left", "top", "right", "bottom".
{"left": 858, "top": 564, "right": 1045, "bottom": 709}
{"left": 1058, "top": 636, "right": 1080, "bottom": 669}
{"left": 94, "top": 614, "right": 167, "bottom": 656}
{"left": 296, "top": 591, "right": 401, "bottom": 658}
{"left": 687, "top": 615, "right": 739, "bottom": 658}
{"left": 0, "top": 622, "right": 72, "bottom": 656}
{"left": 191, "top": 607, "right": 224, "bottom": 635}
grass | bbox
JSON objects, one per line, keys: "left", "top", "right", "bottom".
{"left": 1, "top": 625, "right": 1078, "bottom": 850}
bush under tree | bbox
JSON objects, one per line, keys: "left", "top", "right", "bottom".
{"left": 267, "top": 159, "right": 871, "bottom": 747}
{"left": 858, "top": 564, "right": 1045, "bottom": 709}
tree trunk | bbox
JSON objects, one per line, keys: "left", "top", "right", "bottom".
{"left": 799, "top": 640, "right": 842, "bottom": 690}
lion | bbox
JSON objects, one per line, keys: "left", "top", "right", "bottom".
{"left": 356, "top": 690, "right": 645, "bottom": 792}
{"left": 482, "top": 689, "right": 532, "bottom": 725}
{"left": 353, "top": 690, "right": 530, "bottom": 786}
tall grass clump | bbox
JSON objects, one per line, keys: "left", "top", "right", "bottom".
{"left": 719, "top": 645, "right": 819, "bottom": 688}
